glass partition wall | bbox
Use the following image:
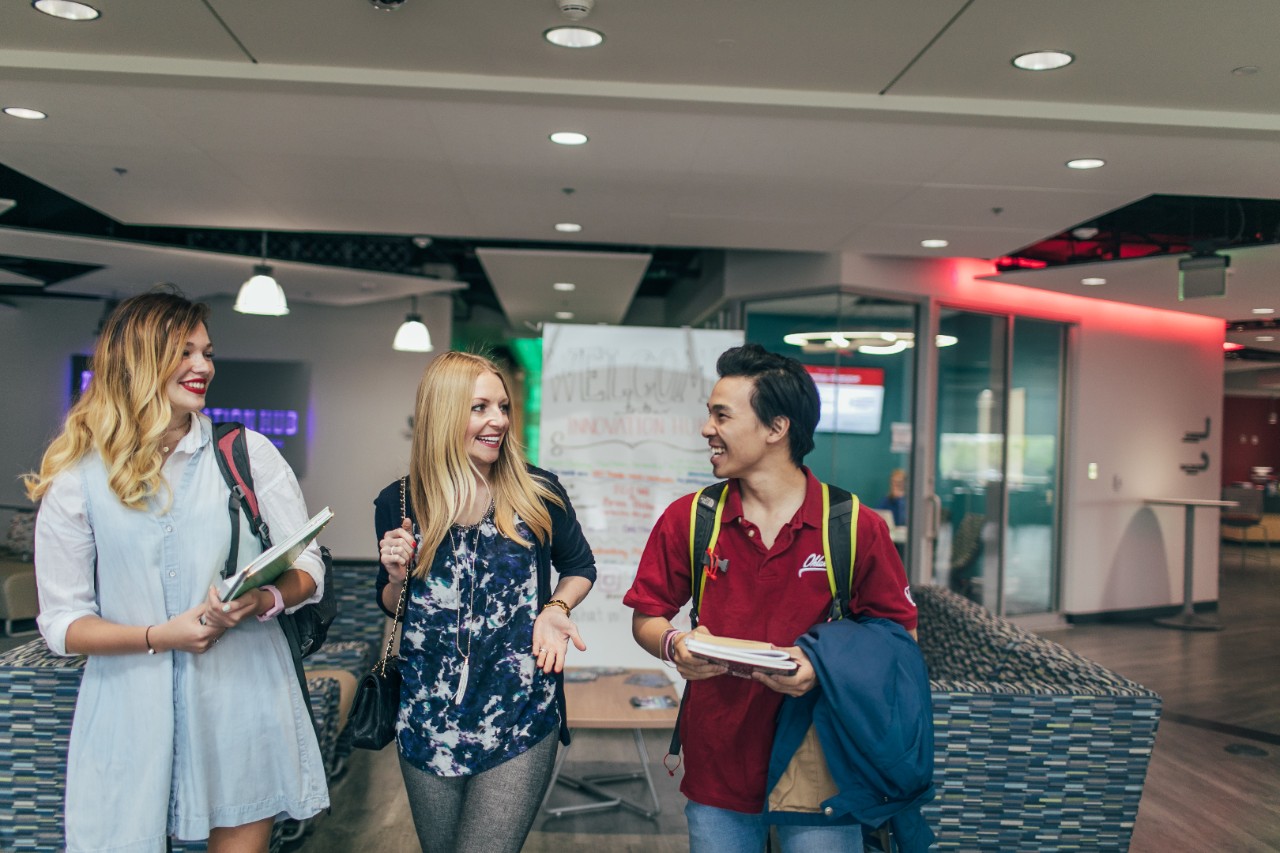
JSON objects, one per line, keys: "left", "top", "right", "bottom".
{"left": 743, "top": 291, "right": 919, "bottom": 571}
{"left": 934, "top": 309, "right": 1066, "bottom": 617}
{"left": 741, "top": 292, "right": 1068, "bottom": 619}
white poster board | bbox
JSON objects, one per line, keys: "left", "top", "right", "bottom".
{"left": 540, "top": 323, "right": 744, "bottom": 668}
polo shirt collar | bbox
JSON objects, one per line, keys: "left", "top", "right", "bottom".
{"left": 721, "top": 467, "right": 825, "bottom": 529}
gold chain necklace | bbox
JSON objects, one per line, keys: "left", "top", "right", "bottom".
{"left": 160, "top": 423, "right": 186, "bottom": 455}
{"left": 449, "top": 499, "right": 493, "bottom": 706}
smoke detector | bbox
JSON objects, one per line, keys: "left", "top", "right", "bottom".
{"left": 558, "top": 0, "right": 593, "bottom": 21}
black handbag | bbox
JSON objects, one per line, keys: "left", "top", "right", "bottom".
{"left": 350, "top": 478, "right": 411, "bottom": 750}
{"left": 348, "top": 616, "right": 404, "bottom": 749}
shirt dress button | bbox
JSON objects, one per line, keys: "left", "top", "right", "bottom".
{"left": 823, "top": 806, "right": 834, "bottom": 816}
{"left": 165, "top": 525, "right": 173, "bottom": 534}
{"left": 169, "top": 571, "right": 176, "bottom": 578}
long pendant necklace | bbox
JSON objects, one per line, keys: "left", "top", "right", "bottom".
{"left": 450, "top": 499, "right": 492, "bottom": 706}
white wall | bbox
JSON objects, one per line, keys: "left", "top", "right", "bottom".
{"left": 722, "top": 251, "right": 1227, "bottom": 616}
{"left": 0, "top": 293, "right": 451, "bottom": 560}
{"left": 0, "top": 298, "right": 101, "bottom": 515}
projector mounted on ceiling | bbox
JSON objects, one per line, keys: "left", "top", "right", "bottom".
{"left": 1178, "top": 252, "right": 1229, "bottom": 300}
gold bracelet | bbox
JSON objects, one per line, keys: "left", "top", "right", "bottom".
{"left": 542, "top": 599, "right": 571, "bottom": 618}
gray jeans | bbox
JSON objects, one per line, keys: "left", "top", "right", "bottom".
{"left": 398, "top": 734, "right": 558, "bottom": 853}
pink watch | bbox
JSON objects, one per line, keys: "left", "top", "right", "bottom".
{"left": 256, "top": 584, "right": 285, "bottom": 622}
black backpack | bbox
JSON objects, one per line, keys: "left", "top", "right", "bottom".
{"left": 211, "top": 423, "right": 338, "bottom": 699}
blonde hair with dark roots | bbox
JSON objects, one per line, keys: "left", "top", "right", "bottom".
{"left": 407, "top": 351, "right": 561, "bottom": 578}
{"left": 24, "top": 286, "right": 211, "bottom": 510}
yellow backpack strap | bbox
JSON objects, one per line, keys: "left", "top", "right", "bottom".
{"left": 688, "top": 481, "right": 730, "bottom": 627}
{"left": 821, "top": 484, "right": 838, "bottom": 600}
{"left": 822, "top": 484, "right": 859, "bottom": 620}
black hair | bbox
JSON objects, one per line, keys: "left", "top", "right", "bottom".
{"left": 715, "top": 343, "right": 819, "bottom": 466}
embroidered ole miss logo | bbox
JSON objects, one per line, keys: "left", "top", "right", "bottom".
{"left": 798, "top": 553, "right": 826, "bottom": 577}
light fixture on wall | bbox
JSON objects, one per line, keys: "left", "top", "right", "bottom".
{"left": 234, "top": 233, "right": 289, "bottom": 316}
{"left": 392, "top": 296, "right": 433, "bottom": 352}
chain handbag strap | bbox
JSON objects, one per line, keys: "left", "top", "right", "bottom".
{"left": 376, "top": 477, "right": 412, "bottom": 676}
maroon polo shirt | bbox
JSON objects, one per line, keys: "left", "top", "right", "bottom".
{"left": 623, "top": 469, "right": 917, "bottom": 813}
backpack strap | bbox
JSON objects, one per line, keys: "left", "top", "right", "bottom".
{"left": 822, "top": 484, "right": 859, "bottom": 621}
{"left": 669, "top": 480, "right": 730, "bottom": 766}
{"left": 212, "top": 422, "right": 272, "bottom": 580}
{"left": 687, "top": 480, "right": 730, "bottom": 629}
{"left": 211, "top": 421, "right": 316, "bottom": 730}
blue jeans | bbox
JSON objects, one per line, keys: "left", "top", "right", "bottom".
{"left": 686, "top": 801, "right": 864, "bottom": 853}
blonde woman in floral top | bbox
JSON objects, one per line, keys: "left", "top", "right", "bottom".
{"left": 374, "top": 351, "right": 596, "bottom": 853}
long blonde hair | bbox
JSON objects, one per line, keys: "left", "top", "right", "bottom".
{"left": 407, "top": 351, "right": 561, "bottom": 577}
{"left": 24, "top": 287, "right": 211, "bottom": 510}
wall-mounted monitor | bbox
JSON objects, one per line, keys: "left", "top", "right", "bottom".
{"left": 805, "top": 365, "right": 885, "bottom": 434}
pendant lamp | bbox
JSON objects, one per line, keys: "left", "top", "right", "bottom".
{"left": 234, "top": 233, "right": 289, "bottom": 316}
{"left": 392, "top": 296, "right": 433, "bottom": 352}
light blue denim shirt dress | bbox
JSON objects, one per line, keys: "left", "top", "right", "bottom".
{"left": 34, "top": 416, "right": 329, "bottom": 852}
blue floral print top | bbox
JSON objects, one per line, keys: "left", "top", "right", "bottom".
{"left": 396, "top": 511, "right": 559, "bottom": 776}
{"left": 374, "top": 466, "right": 598, "bottom": 753}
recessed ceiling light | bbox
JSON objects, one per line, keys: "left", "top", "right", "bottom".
{"left": 1066, "top": 158, "right": 1106, "bottom": 170}
{"left": 1257, "top": 335, "right": 1275, "bottom": 342}
{"left": 549, "top": 131, "right": 589, "bottom": 146}
{"left": 553, "top": 282, "right": 576, "bottom": 292}
{"left": 555, "top": 222, "right": 582, "bottom": 233}
{"left": 920, "top": 239, "right": 949, "bottom": 249}
{"left": 1081, "top": 277, "right": 1107, "bottom": 286}
{"left": 1071, "top": 226, "right": 1099, "bottom": 240}
{"left": 3, "top": 107, "right": 47, "bottom": 120}
{"left": 544, "top": 26, "right": 604, "bottom": 48}
{"left": 1252, "top": 307, "right": 1275, "bottom": 314}
{"left": 1012, "top": 50, "right": 1074, "bottom": 71}
{"left": 32, "top": 0, "right": 99, "bottom": 20}
{"left": 555, "top": 311, "right": 575, "bottom": 320}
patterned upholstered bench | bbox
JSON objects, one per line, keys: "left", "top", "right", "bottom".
{"left": 0, "top": 639, "right": 342, "bottom": 852}
{"left": 323, "top": 559, "right": 387, "bottom": 662}
{"left": 915, "top": 585, "right": 1162, "bottom": 851}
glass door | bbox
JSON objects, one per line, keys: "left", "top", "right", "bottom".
{"left": 933, "top": 310, "right": 1065, "bottom": 616}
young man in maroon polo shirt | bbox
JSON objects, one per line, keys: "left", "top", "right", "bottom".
{"left": 624, "top": 343, "right": 917, "bottom": 853}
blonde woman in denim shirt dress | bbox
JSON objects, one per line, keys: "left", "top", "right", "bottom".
{"left": 25, "top": 288, "right": 328, "bottom": 853}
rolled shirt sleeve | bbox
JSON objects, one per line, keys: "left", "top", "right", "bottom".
{"left": 34, "top": 471, "right": 99, "bottom": 656}
{"left": 244, "top": 430, "right": 325, "bottom": 611}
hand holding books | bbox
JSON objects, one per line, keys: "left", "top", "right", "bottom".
{"left": 683, "top": 635, "right": 799, "bottom": 677}
{"left": 217, "top": 507, "right": 334, "bottom": 603}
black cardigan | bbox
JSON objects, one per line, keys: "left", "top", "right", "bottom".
{"left": 372, "top": 464, "right": 597, "bottom": 745}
